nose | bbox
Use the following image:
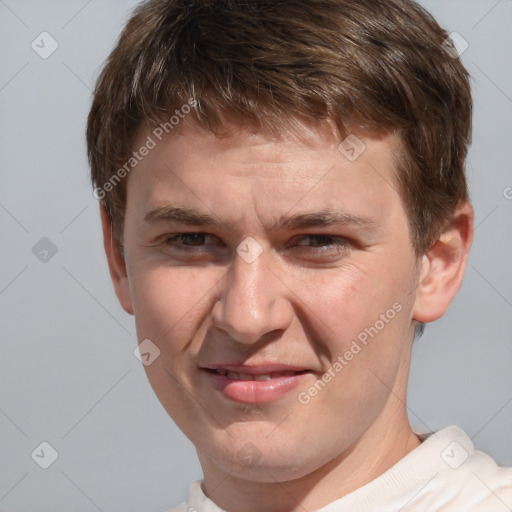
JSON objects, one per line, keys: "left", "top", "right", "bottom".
{"left": 211, "top": 246, "right": 294, "bottom": 345}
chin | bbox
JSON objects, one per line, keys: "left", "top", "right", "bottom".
{"left": 207, "top": 439, "right": 323, "bottom": 483}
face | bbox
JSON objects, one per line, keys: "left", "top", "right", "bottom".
{"left": 119, "top": 120, "right": 423, "bottom": 482}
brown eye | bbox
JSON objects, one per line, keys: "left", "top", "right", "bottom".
{"left": 293, "top": 235, "right": 349, "bottom": 249}
{"left": 166, "top": 233, "right": 211, "bottom": 247}
{"left": 160, "top": 232, "right": 227, "bottom": 263}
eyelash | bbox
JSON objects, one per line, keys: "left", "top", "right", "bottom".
{"left": 165, "top": 233, "right": 215, "bottom": 248}
{"left": 163, "top": 233, "right": 349, "bottom": 252}
{"left": 293, "top": 234, "right": 348, "bottom": 250}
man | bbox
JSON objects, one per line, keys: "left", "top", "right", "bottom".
{"left": 87, "top": 0, "right": 512, "bottom": 510}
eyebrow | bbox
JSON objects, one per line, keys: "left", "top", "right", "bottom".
{"left": 144, "top": 205, "right": 217, "bottom": 226}
{"left": 143, "top": 205, "right": 378, "bottom": 231}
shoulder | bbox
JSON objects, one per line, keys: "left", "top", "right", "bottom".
{"left": 421, "top": 427, "right": 512, "bottom": 510}
{"left": 457, "top": 450, "right": 512, "bottom": 510}
{"left": 382, "top": 426, "right": 512, "bottom": 511}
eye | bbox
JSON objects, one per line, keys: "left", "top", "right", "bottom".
{"left": 164, "top": 232, "right": 218, "bottom": 249}
{"left": 158, "top": 232, "right": 229, "bottom": 264}
{"left": 158, "top": 232, "right": 228, "bottom": 264}
{"left": 159, "top": 232, "right": 228, "bottom": 264}
{"left": 291, "top": 234, "right": 349, "bottom": 250}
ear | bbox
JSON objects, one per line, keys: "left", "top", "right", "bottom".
{"left": 99, "top": 203, "right": 134, "bottom": 315}
{"left": 412, "top": 202, "right": 474, "bottom": 323}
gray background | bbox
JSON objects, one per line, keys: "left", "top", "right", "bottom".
{"left": 0, "top": 1, "right": 511, "bottom": 511}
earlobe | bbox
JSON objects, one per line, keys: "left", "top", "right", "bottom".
{"left": 99, "top": 204, "right": 134, "bottom": 315}
{"left": 412, "top": 202, "right": 474, "bottom": 324}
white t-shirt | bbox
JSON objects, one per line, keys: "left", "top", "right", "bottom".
{"left": 165, "top": 426, "right": 512, "bottom": 512}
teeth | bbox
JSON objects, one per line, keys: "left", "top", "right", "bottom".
{"left": 254, "top": 374, "right": 272, "bottom": 380}
{"left": 213, "top": 369, "right": 301, "bottom": 380}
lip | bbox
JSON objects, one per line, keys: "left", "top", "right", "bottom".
{"left": 202, "top": 363, "right": 310, "bottom": 375}
{"left": 200, "top": 365, "right": 312, "bottom": 404}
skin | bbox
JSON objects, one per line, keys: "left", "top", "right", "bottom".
{"left": 101, "top": 118, "right": 473, "bottom": 512}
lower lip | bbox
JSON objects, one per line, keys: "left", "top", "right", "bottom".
{"left": 202, "top": 370, "right": 310, "bottom": 404}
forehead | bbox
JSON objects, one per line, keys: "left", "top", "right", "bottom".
{"left": 125, "top": 119, "right": 406, "bottom": 230}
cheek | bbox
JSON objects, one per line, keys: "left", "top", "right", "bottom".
{"left": 303, "top": 264, "right": 397, "bottom": 340}
{"left": 301, "top": 261, "right": 410, "bottom": 385}
{"left": 128, "top": 263, "right": 220, "bottom": 346}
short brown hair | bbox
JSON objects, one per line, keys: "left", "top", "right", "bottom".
{"left": 87, "top": 0, "right": 472, "bottom": 256}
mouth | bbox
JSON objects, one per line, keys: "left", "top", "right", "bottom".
{"left": 204, "top": 368, "right": 310, "bottom": 381}
{"left": 200, "top": 365, "right": 312, "bottom": 403}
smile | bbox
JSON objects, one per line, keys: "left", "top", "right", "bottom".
{"left": 202, "top": 367, "right": 311, "bottom": 403}
{"left": 210, "top": 369, "right": 307, "bottom": 381}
